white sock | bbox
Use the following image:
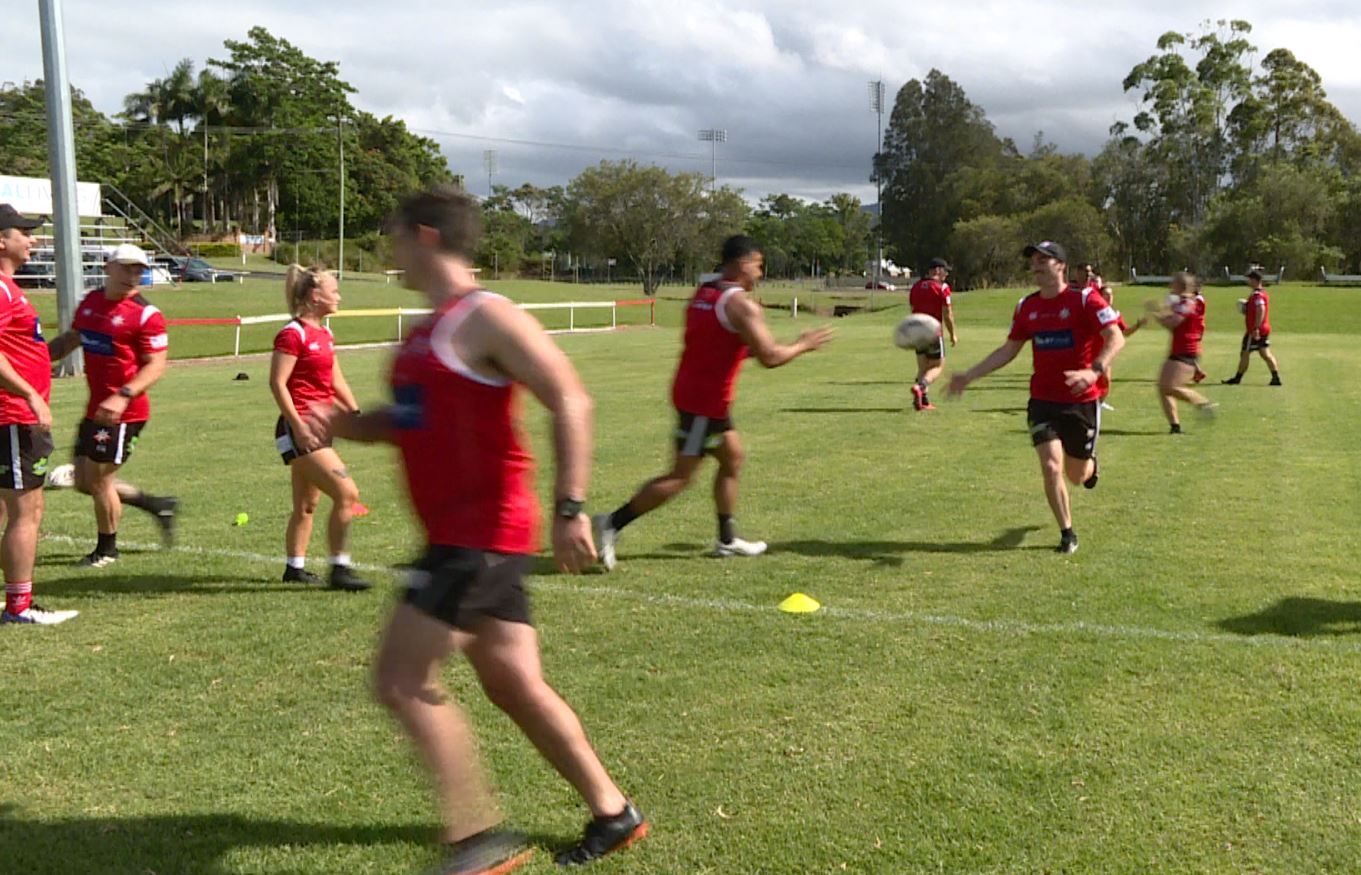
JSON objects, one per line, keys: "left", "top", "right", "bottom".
{"left": 330, "top": 553, "right": 351, "bottom": 567}
{"left": 286, "top": 556, "right": 306, "bottom": 569}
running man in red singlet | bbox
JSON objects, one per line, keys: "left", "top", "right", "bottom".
{"left": 949, "top": 241, "right": 1126, "bottom": 555}
{"left": 1222, "top": 268, "right": 1282, "bottom": 386}
{"left": 269, "top": 265, "right": 370, "bottom": 591}
{"left": 592, "top": 235, "right": 833, "bottom": 570}
{"left": 1149, "top": 271, "right": 1217, "bottom": 433}
{"left": 906, "top": 257, "right": 957, "bottom": 411}
{"left": 314, "top": 188, "right": 646, "bottom": 874}
{"left": 47, "top": 244, "right": 177, "bottom": 569}
{"left": 0, "top": 204, "right": 75, "bottom": 625}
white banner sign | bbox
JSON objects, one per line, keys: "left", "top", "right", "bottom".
{"left": 0, "top": 175, "right": 103, "bottom": 218}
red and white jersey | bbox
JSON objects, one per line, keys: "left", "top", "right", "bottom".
{"left": 73, "top": 289, "right": 168, "bottom": 422}
{"left": 0, "top": 274, "right": 51, "bottom": 425}
{"left": 1245, "top": 289, "right": 1271, "bottom": 335}
{"left": 1170, "top": 295, "right": 1206, "bottom": 358}
{"left": 1007, "top": 284, "right": 1120, "bottom": 404}
{"left": 273, "top": 319, "right": 336, "bottom": 412}
{"left": 671, "top": 280, "right": 748, "bottom": 419}
{"left": 388, "top": 290, "right": 538, "bottom": 554}
{"left": 909, "top": 279, "right": 952, "bottom": 321}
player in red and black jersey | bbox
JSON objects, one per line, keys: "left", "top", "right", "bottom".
{"left": 949, "top": 241, "right": 1126, "bottom": 554}
{"left": 0, "top": 204, "right": 75, "bottom": 625}
{"left": 268, "top": 265, "right": 369, "bottom": 591}
{"left": 1149, "top": 272, "right": 1217, "bottom": 433}
{"left": 313, "top": 188, "right": 646, "bottom": 872}
{"left": 592, "top": 235, "right": 832, "bottom": 569}
{"left": 906, "top": 257, "right": 957, "bottom": 410}
{"left": 46, "top": 245, "right": 177, "bottom": 569}
{"left": 1223, "top": 268, "right": 1282, "bottom": 386}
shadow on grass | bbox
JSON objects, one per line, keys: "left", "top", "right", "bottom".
{"left": 780, "top": 406, "right": 905, "bottom": 414}
{"left": 1218, "top": 597, "right": 1361, "bottom": 638}
{"left": 1098, "top": 428, "right": 1168, "bottom": 436}
{"left": 34, "top": 571, "right": 297, "bottom": 597}
{"left": 968, "top": 407, "right": 1025, "bottom": 415}
{"left": 770, "top": 526, "right": 1043, "bottom": 566}
{"left": 0, "top": 806, "right": 566, "bottom": 875}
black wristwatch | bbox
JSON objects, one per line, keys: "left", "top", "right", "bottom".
{"left": 555, "top": 498, "right": 585, "bottom": 518}
{"left": 117, "top": 385, "right": 135, "bottom": 398}
{"left": 1090, "top": 361, "right": 1105, "bottom": 375}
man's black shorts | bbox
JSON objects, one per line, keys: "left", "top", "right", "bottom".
{"left": 675, "top": 408, "right": 733, "bottom": 457}
{"left": 74, "top": 418, "right": 145, "bottom": 465}
{"left": 917, "top": 336, "right": 945, "bottom": 361}
{"left": 403, "top": 545, "right": 533, "bottom": 630}
{"left": 0, "top": 423, "right": 54, "bottom": 491}
{"left": 1169, "top": 353, "right": 1199, "bottom": 367}
{"left": 1027, "top": 399, "right": 1100, "bottom": 460}
{"left": 1241, "top": 332, "right": 1271, "bottom": 352}
{"left": 275, "top": 416, "right": 333, "bottom": 465}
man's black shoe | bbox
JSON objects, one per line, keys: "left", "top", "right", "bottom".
{"left": 1222, "top": 375, "right": 1241, "bottom": 385}
{"left": 282, "top": 566, "right": 323, "bottom": 586}
{"left": 1269, "top": 376, "right": 1282, "bottom": 386}
{"left": 1082, "top": 456, "right": 1099, "bottom": 489}
{"left": 439, "top": 828, "right": 532, "bottom": 875}
{"left": 154, "top": 497, "right": 178, "bottom": 547}
{"left": 1169, "top": 423, "right": 1182, "bottom": 435}
{"left": 1056, "top": 530, "right": 1079, "bottom": 555}
{"left": 555, "top": 800, "right": 649, "bottom": 867}
{"left": 328, "top": 564, "right": 373, "bottom": 592}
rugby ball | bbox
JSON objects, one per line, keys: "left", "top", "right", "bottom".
{"left": 1236, "top": 298, "right": 1248, "bottom": 314}
{"left": 894, "top": 314, "right": 942, "bottom": 352}
{"left": 45, "top": 462, "right": 75, "bottom": 489}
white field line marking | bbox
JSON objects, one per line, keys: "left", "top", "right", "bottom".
{"left": 40, "top": 534, "right": 1359, "bottom": 654}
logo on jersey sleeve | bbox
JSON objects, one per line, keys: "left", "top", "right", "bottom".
{"left": 148, "top": 333, "right": 169, "bottom": 350}
{"left": 79, "top": 329, "right": 116, "bottom": 356}
{"left": 390, "top": 382, "right": 427, "bottom": 430}
{"left": 1033, "top": 330, "right": 1075, "bottom": 350}
{"left": 1095, "top": 306, "right": 1119, "bottom": 325}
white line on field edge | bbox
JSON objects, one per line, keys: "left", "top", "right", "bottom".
{"left": 39, "top": 534, "right": 1357, "bottom": 654}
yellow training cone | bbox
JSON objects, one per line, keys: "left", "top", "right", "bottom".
{"left": 778, "top": 592, "right": 821, "bottom": 614}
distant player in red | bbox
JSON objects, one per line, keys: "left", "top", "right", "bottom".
{"left": 906, "top": 256, "right": 957, "bottom": 411}
{"left": 0, "top": 204, "right": 74, "bottom": 625}
{"left": 1149, "top": 271, "right": 1217, "bottom": 433}
{"left": 315, "top": 188, "right": 646, "bottom": 873}
{"left": 269, "top": 264, "right": 370, "bottom": 591}
{"left": 949, "top": 241, "right": 1126, "bottom": 554}
{"left": 593, "top": 235, "right": 833, "bottom": 570}
{"left": 1223, "top": 268, "right": 1281, "bottom": 386}
{"left": 47, "top": 244, "right": 176, "bottom": 568}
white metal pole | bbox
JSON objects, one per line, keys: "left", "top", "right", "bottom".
{"left": 39, "top": 0, "right": 84, "bottom": 376}
{"left": 337, "top": 116, "right": 345, "bottom": 280}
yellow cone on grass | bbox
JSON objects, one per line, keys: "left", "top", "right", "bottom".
{"left": 779, "top": 592, "right": 821, "bottom": 614}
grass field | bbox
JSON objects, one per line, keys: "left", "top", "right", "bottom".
{"left": 3, "top": 280, "right": 1361, "bottom": 873}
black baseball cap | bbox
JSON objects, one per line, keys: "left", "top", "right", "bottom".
{"left": 0, "top": 204, "right": 42, "bottom": 232}
{"left": 927, "top": 257, "right": 951, "bottom": 271}
{"left": 1022, "top": 240, "right": 1068, "bottom": 262}
{"left": 1245, "top": 267, "right": 1264, "bottom": 279}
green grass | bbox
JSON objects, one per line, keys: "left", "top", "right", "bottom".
{"left": 3, "top": 284, "right": 1361, "bottom": 873}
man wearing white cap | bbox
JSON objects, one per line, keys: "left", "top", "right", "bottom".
{"left": 48, "top": 244, "right": 177, "bottom": 567}
{"left": 0, "top": 204, "right": 77, "bottom": 624}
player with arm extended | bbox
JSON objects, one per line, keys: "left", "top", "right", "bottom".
{"left": 906, "top": 257, "right": 957, "bottom": 411}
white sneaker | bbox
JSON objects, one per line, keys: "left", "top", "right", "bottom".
{"left": 2, "top": 604, "right": 79, "bottom": 625}
{"left": 592, "top": 513, "right": 617, "bottom": 571}
{"left": 714, "top": 537, "right": 768, "bottom": 558}
{"left": 1198, "top": 401, "right": 1220, "bottom": 420}
{"left": 1099, "top": 400, "right": 1116, "bottom": 412}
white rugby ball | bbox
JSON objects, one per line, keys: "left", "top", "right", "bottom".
{"left": 45, "top": 462, "right": 75, "bottom": 489}
{"left": 1236, "top": 298, "right": 1247, "bottom": 314}
{"left": 894, "top": 314, "right": 942, "bottom": 352}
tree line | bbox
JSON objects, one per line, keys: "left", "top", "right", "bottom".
{"left": 876, "top": 19, "right": 1361, "bottom": 287}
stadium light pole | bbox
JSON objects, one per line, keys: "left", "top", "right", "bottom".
{"left": 868, "top": 79, "right": 886, "bottom": 301}
{"left": 337, "top": 114, "right": 345, "bottom": 280}
{"left": 38, "top": 0, "right": 83, "bottom": 376}
{"left": 698, "top": 129, "right": 727, "bottom": 193}
{"left": 483, "top": 149, "right": 498, "bottom": 199}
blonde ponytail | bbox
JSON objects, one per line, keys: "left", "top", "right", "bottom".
{"left": 284, "top": 263, "right": 328, "bottom": 317}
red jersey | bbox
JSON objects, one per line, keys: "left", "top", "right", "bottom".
{"left": 1170, "top": 295, "right": 1206, "bottom": 357}
{"left": 74, "top": 289, "right": 168, "bottom": 423}
{"left": 1245, "top": 289, "right": 1271, "bottom": 335}
{"left": 0, "top": 274, "right": 51, "bottom": 424}
{"left": 671, "top": 280, "right": 748, "bottom": 419}
{"left": 273, "top": 319, "right": 336, "bottom": 412}
{"left": 909, "top": 279, "right": 952, "bottom": 321}
{"left": 388, "top": 291, "right": 538, "bottom": 554}
{"left": 1007, "top": 284, "right": 1121, "bottom": 404}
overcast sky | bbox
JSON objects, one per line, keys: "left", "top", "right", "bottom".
{"left": 11, "top": 1, "right": 1361, "bottom": 205}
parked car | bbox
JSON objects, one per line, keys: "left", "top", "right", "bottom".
{"left": 161, "top": 256, "right": 226, "bottom": 283}
{"left": 865, "top": 279, "right": 897, "bottom": 291}
{"left": 13, "top": 261, "right": 55, "bottom": 289}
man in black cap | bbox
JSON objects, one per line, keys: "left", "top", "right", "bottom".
{"left": 948, "top": 241, "right": 1125, "bottom": 554}
{"left": 906, "top": 257, "right": 957, "bottom": 410}
{"left": 1223, "top": 268, "right": 1281, "bottom": 386}
{"left": 0, "top": 205, "right": 76, "bottom": 624}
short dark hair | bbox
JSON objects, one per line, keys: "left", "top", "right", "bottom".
{"left": 389, "top": 186, "right": 482, "bottom": 259}
{"left": 721, "top": 235, "right": 761, "bottom": 265}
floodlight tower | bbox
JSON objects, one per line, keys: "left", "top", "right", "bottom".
{"left": 483, "top": 149, "right": 498, "bottom": 199}
{"left": 698, "top": 129, "right": 727, "bottom": 193}
{"left": 39, "top": 0, "right": 83, "bottom": 375}
{"left": 869, "top": 79, "right": 886, "bottom": 295}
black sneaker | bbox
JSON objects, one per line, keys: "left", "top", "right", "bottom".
{"left": 439, "top": 829, "right": 532, "bottom": 875}
{"left": 73, "top": 550, "right": 118, "bottom": 569}
{"left": 154, "top": 497, "right": 178, "bottom": 547}
{"left": 1222, "top": 376, "right": 1241, "bottom": 385}
{"left": 282, "top": 566, "right": 323, "bottom": 586}
{"left": 1269, "top": 376, "right": 1282, "bottom": 386}
{"left": 1169, "top": 423, "right": 1182, "bottom": 435}
{"left": 328, "top": 564, "right": 372, "bottom": 592}
{"left": 1082, "top": 456, "right": 1099, "bottom": 489}
{"left": 555, "top": 800, "right": 649, "bottom": 867}
{"left": 1056, "top": 531, "right": 1079, "bottom": 555}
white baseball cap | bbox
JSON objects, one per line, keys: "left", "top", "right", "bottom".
{"left": 107, "top": 243, "right": 150, "bottom": 267}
